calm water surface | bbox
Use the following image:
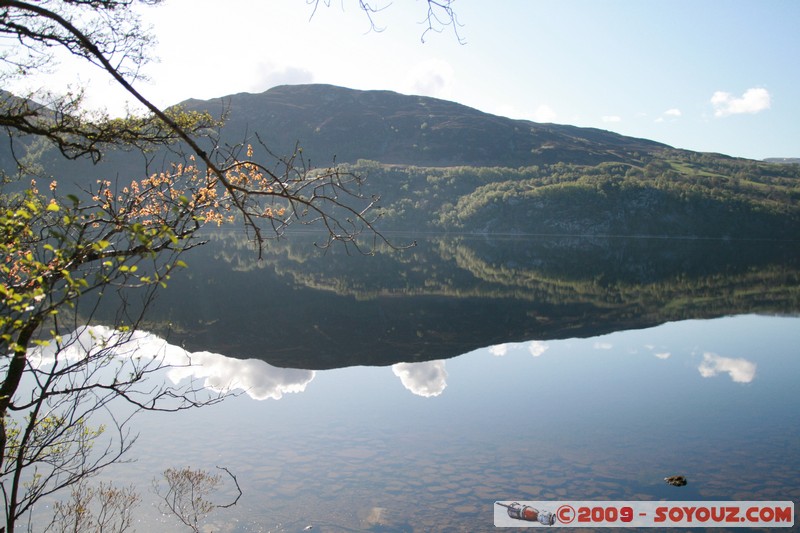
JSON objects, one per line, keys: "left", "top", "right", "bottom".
{"left": 95, "top": 314, "right": 798, "bottom": 532}
{"left": 64, "top": 236, "right": 800, "bottom": 531}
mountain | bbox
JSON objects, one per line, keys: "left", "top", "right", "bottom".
{"left": 179, "top": 83, "right": 669, "bottom": 167}
{"left": 4, "top": 84, "right": 799, "bottom": 239}
{"left": 175, "top": 84, "right": 800, "bottom": 239}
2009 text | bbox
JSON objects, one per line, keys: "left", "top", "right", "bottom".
{"left": 494, "top": 500, "right": 794, "bottom": 528}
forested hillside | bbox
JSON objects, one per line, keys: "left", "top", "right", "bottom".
{"left": 4, "top": 84, "right": 799, "bottom": 239}
{"left": 348, "top": 152, "right": 800, "bottom": 239}
{"left": 178, "top": 84, "right": 800, "bottom": 239}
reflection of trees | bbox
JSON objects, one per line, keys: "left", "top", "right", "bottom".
{"left": 441, "top": 237, "right": 800, "bottom": 320}
{"left": 200, "top": 229, "right": 799, "bottom": 317}
{"left": 143, "top": 230, "right": 799, "bottom": 369}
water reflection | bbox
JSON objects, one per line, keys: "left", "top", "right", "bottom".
{"left": 165, "top": 352, "right": 316, "bottom": 400}
{"left": 105, "top": 314, "right": 798, "bottom": 532}
{"left": 36, "top": 315, "right": 774, "bottom": 405}
{"left": 698, "top": 352, "right": 757, "bottom": 383}
{"left": 26, "top": 233, "right": 799, "bottom": 530}
{"left": 30, "top": 326, "right": 316, "bottom": 401}
{"left": 490, "top": 341, "right": 550, "bottom": 357}
{"left": 391, "top": 361, "right": 448, "bottom": 397}
{"left": 127, "top": 233, "right": 799, "bottom": 370}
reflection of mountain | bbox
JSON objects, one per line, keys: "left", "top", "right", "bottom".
{"left": 129, "top": 232, "right": 800, "bottom": 370}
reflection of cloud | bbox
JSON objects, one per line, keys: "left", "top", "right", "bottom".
{"left": 392, "top": 361, "right": 447, "bottom": 397}
{"left": 29, "top": 326, "right": 315, "bottom": 400}
{"left": 698, "top": 352, "right": 756, "bottom": 383}
{"left": 711, "top": 88, "right": 771, "bottom": 117}
{"left": 489, "top": 341, "right": 548, "bottom": 357}
{"left": 593, "top": 342, "right": 613, "bottom": 350}
{"left": 644, "top": 344, "right": 671, "bottom": 359}
{"left": 527, "top": 341, "right": 549, "bottom": 357}
{"left": 489, "top": 344, "right": 508, "bottom": 356}
{"left": 165, "top": 353, "right": 315, "bottom": 401}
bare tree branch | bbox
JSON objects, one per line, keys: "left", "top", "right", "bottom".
{"left": 305, "top": 0, "right": 463, "bottom": 42}
{"left": 0, "top": 1, "right": 432, "bottom": 530}
{"left": 155, "top": 465, "right": 241, "bottom": 532}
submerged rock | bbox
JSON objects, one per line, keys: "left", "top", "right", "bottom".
{"left": 664, "top": 475, "right": 687, "bottom": 486}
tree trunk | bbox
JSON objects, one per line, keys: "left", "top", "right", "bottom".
{"left": 0, "top": 321, "right": 38, "bottom": 468}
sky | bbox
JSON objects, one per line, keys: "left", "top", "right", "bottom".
{"left": 15, "top": 0, "right": 800, "bottom": 160}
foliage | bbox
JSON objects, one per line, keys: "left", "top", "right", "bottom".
{"left": 0, "top": 95, "right": 379, "bottom": 530}
{"left": 0, "top": 2, "right": 399, "bottom": 531}
{"left": 42, "top": 480, "right": 140, "bottom": 533}
{"left": 0, "top": 0, "right": 215, "bottom": 164}
{"left": 347, "top": 151, "right": 800, "bottom": 239}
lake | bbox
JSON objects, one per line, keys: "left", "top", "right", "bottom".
{"left": 47, "top": 233, "right": 800, "bottom": 531}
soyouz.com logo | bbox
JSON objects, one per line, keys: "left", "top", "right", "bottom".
{"left": 494, "top": 501, "right": 794, "bottom": 528}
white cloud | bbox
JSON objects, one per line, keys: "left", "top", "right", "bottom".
{"left": 711, "top": 88, "right": 771, "bottom": 118}
{"left": 392, "top": 361, "right": 448, "bottom": 397}
{"left": 656, "top": 108, "right": 682, "bottom": 123}
{"left": 489, "top": 344, "right": 509, "bottom": 356}
{"left": 698, "top": 352, "right": 756, "bottom": 383}
{"left": 602, "top": 115, "right": 622, "bottom": 123}
{"left": 532, "top": 104, "right": 557, "bottom": 122}
{"left": 654, "top": 352, "right": 671, "bottom": 360}
{"left": 250, "top": 63, "right": 315, "bottom": 92}
{"left": 593, "top": 342, "right": 613, "bottom": 350}
{"left": 404, "top": 58, "right": 455, "bottom": 99}
{"left": 527, "top": 341, "right": 549, "bottom": 357}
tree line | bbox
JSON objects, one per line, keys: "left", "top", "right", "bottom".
{"left": 346, "top": 152, "right": 800, "bottom": 238}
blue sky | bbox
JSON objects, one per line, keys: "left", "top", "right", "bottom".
{"left": 20, "top": 0, "right": 800, "bottom": 160}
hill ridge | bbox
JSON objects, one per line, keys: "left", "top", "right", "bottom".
{"left": 179, "top": 83, "right": 671, "bottom": 167}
